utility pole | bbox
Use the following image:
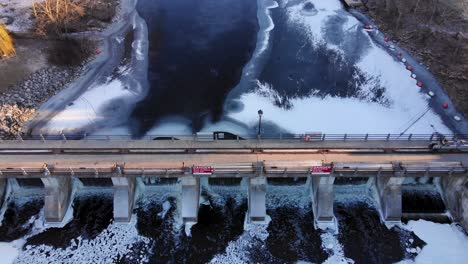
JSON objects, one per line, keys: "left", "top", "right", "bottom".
{"left": 257, "top": 109, "right": 263, "bottom": 136}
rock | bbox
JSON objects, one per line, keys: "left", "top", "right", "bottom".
{"left": 86, "top": 19, "right": 105, "bottom": 29}
{"left": 0, "top": 64, "right": 85, "bottom": 139}
{"left": 0, "top": 16, "right": 14, "bottom": 25}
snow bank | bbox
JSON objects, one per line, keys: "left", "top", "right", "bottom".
{"left": 400, "top": 220, "right": 468, "bottom": 264}
{"left": 0, "top": 241, "right": 22, "bottom": 264}
{"left": 257, "top": 0, "right": 279, "bottom": 55}
{"left": 144, "top": 116, "right": 193, "bottom": 136}
{"left": 45, "top": 79, "right": 136, "bottom": 134}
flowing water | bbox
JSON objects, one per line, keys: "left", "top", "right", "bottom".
{"left": 1, "top": 181, "right": 467, "bottom": 263}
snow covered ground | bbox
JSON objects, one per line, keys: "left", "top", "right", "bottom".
{"left": 0, "top": 0, "right": 36, "bottom": 33}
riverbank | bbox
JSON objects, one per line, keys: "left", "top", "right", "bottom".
{"left": 358, "top": 0, "right": 468, "bottom": 116}
{"left": 0, "top": 65, "right": 84, "bottom": 139}
{"left": 0, "top": 0, "right": 122, "bottom": 139}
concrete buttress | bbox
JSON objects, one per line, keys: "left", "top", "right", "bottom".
{"left": 181, "top": 176, "right": 200, "bottom": 223}
{"left": 311, "top": 175, "right": 335, "bottom": 229}
{"left": 0, "top": 179, "right": 6, "bottom": 209}
{"left": 376, "top": 174, "right": 405, "bottom": 223}
{"left": 41, "top": 176, "right": 72, "bottom": 223}
{"left": 111, "top": 176, "right": 136, "bottom": 222}
{"left": 248, "top": 177, "right": 267, "bottom": 222}
{"left": 441, "top": 175, "right": 468, "bottom": 230}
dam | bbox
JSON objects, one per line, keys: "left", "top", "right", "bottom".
{"left": 1, "top": 133, "right": 466, "bottom": 232}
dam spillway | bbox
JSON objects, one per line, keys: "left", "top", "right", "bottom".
{"left": 1, "top": 135, "right": 466, "bottom": 232}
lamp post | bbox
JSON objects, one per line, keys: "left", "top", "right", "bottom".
{"left": 257, "top": 109, "right": 263, "bottom": 136}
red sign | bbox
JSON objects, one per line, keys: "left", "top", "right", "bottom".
{"left": 192, "top": 166, "right": 213, "bottom": 175}
{"left": 311, "top": 165, "right": 333, "bottom": 174}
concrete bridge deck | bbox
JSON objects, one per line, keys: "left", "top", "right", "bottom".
{"left": 0, "top": 152, "right": 467, "bottom": 177}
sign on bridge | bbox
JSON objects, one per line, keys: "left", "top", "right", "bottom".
{"left": 311, "top": 165, "right": 333, "bottom": 174}
{"left": 192, "top": 166, "right": 213, "bottom": 176}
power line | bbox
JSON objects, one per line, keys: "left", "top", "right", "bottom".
{"left": 399, "top": 106, "right": 431, "bottom": 136}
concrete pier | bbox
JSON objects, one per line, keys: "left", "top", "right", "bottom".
{"left": 375, "top": 175, "right": 405, "bottom": 223}
{"left": 111, "top": 176, "right": 136, "bottom": 222}
{"left": 248, "top": 177, "right": 267, "bottom": 222}
{"left": 311, "top": 175, "right": 336, "bottom": 229}
{"left": 0, "top": 179, "right": 6, "bottom": 209}
{"left": 181, "top": 176, "right": 200, "bottom": 223}
{"left": 441, "top": 175, "right": 468, "bottom": 230}
{"left": 41, "top": 176, "right": 72, "bottom": 223}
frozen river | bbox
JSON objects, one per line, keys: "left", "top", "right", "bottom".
{"left": 37, "top": 0, "right": 457, "bottom": 136}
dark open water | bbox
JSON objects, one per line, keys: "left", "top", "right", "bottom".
{"left": 130, "top": 0, "right": 258, "bottom": 134}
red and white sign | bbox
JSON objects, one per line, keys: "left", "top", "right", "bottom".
{"left": 192, "top": 166, "right": 213, "bottom": 176}
{"left": 311, "top": 165, "right": 333, "bottom": 174}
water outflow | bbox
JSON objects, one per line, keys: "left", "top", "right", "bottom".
{"left": 3, "top": 181, "right": 464, "bottom": 263}
{"left": 0, "top": 197, "right": 43, "bottom": 242}
{"left": 129, "top": 0, "right": 259, "bottom": 134}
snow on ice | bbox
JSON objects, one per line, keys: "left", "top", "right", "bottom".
{"left": 15, "top": 217, "right": 150, "bottom": 264}
{"left": 399, "top": 220, "right": 468, "bottom": 264}
{"left": 45, "top": 79, "right": 137, "bottom": 134}
{"left": 226, "top": 0, "right": 450, "bottom": 134}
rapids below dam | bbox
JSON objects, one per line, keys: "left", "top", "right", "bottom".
{"left": 1, "top": 0, "right": 468, "bottom": 263}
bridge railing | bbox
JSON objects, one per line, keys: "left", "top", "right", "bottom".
{"left": 2, "top": 133, "right": 468, "bottom": 142}
{"left": 1, "top": 162, "right": 466, "bottom": 177}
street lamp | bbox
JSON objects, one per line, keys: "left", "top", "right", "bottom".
{"left": 257, "top": 109, "right": 263, "bottom": 136}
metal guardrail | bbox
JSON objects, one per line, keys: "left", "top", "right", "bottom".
{"left": 1, "top": 162, "right": 466, "bottom": 178}
{"left": 2, "top": 133, "right": 468, "bottom": 142}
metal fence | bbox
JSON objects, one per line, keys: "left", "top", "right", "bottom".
{"left": 1, "top": 132, "right": 468, "bottom": 142}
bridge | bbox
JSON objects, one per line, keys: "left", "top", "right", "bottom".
{"left": 0, "top": 133, "right": 467, "bottom": 230}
